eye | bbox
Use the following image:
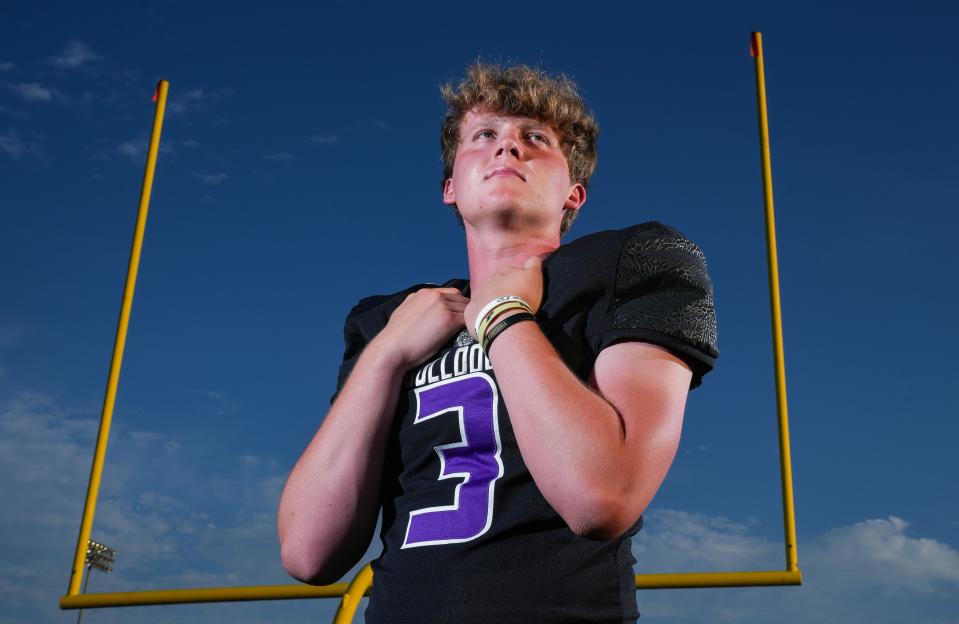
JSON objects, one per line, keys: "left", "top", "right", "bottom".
{"left": 528, "top": 132, "right": 550, "bottom": 146}
{"left": 474, "top": 129, "right": 495, "bottom": 140}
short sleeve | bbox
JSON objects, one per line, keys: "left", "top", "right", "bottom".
{"left": 328, "top": 293, "right": 394, "bottom": 406}
{"left": 329, "top": 309, "right": 366, "bottom": 406}
{"left": 327, "top": 283, "right": 443, "bottom": 405}
{"left": 590, "top": 223, "right": 719, "bottom": 389}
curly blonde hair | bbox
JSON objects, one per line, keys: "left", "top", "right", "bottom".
{"left": 440, "top": 62, "right": 600, "bottom": 236}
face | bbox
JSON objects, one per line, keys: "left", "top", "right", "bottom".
{"left": 443, "top": 109, "right": 585, "bottom": 233}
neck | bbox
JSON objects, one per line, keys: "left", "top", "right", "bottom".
{"left": 464, "top": 222, "right": 560, "bottom": 292}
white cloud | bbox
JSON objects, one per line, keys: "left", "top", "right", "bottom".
{"left": 239, "top": 454, "right": 261, "bottom": 467}
{"left": 0, "top": 390, "right": 334, "bottom": 623}
{"left": 812, "top": 517, "right": 959, "bottom": 594}
{"left": 632, "top": 509, "right": 959, "bottom": 623}
{"left": 167, "top": 88, "right": 230, "bottom": 115}
{"left": 7, "top": 82, "right": 54, "bottom": 102}
{"left": 0, "top": 105, "right": 29, "bottom": 118}
{"left": 163, "top": 440, "right": 182, "bottom": 455}
{"left": 168, "top": 88, "right": 206, "bottom": 114}
{"left": 205, "top": 390, "right": 238, "bottom": 415}
{"left": 265, "top": 152, "right": 294, "bottom": 162}
{"left": 0, "top": 392, "right": 99, "bottom": 618}
{"left": 130, "top": 431, "right": 165, "bottom": 447}
{"left": 47, "top": 40, "right": 101, "bottom": 69}
{"left": 194, "top": 172, "right": 229, "bottom": 185}
{"left": 0, "top": 131, "right": 43, "bottom": 161}
{"left": 634, "top": 509, "right": 776, "bottom": 572}
{"left": 0, "top": 61, "right": 15, "bottom": 72}
{"left": 308, "top": 134, "right": 338, "bottom": 145}
{"left": 117, "top": 139, "right": 146, "bottom": 160}
{"left": 4, "top": 392, "right": 956, "bottom": 623}
{"left": 0, "top": 132, "right": 27, "bottom": 158}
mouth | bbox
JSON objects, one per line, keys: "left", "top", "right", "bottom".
{"left": 485, "top": 167, "right": 526, "bottom": 181}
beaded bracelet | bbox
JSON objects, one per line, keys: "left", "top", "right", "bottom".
{"left": 482, "top": 311, "right": 537, "bottom": 353}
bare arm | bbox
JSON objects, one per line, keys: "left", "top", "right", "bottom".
{"left": 278, "top": 288, "right": 469, "bottom": 584}
{"left": 488, "top": 324, "right": 691, "bottom": 539}
{"left": 467, "top": 256, "right": 692, "bottom": 539}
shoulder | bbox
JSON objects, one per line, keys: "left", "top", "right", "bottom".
{"left": 342, "top": 278, "right": 468, "bottom": 342}
{"left": 545, "top": 222, "right": 719, "bottom": 389}
{"left": 548, "top": 221, "right": 705, "bottom": 274}
{"left": 612, "top": 221, "right": 712, "bottom": 298}
{"left": 557, "top": 221, "right": 704, "bottom": 262}
{"left": 544, "top": 221, "right": 710, "bottom": 299}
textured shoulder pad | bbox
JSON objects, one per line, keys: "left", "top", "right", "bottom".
{"left": 604, "top": 222, "right": 719, "bottom": 386}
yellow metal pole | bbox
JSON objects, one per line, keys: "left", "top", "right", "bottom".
{"left": 750, "top": 32, "right": 800, "bottom": 573}
{"left": 66, "top": 79, "right": 170, "bottom": 596}
{"left": 76, "top": 565, "right": 92, "bottom": 624}
{"left": 60, "top": 583, "right": 354, "bottom": 609}
{"left": 57, "top": 567, "right": 801, "bottom": 611}
{"left": 635, "top": 569, "right": 801, "bottom": 589}
{"left": 332, "top": 564, "right": 374, "bottom": 624}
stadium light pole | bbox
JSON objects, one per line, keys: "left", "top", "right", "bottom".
{"left": 77, "top": 540, "right": 116, "bottom": 624}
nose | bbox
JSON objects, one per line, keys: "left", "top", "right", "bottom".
{"left": 496, "top": 133, "right": 522, "bottom": 160}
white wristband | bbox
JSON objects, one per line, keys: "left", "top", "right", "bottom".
{"left": 473, "top": 295, "right": 531, "bottom": 340}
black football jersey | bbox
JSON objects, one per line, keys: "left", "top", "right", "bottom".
{"left": 330, "top": 222, "right": 718, "bottom": 623}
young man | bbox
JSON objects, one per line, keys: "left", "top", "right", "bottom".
{"left": 278, "top": 63, "right": 718, "bottom": 622}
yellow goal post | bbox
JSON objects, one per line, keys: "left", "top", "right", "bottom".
{"left": 60, "top": 31, "right": 800, "bottom": 623}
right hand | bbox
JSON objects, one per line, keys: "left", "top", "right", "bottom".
{"left": 369, "top": 287, "right": 470, "bottom": 371}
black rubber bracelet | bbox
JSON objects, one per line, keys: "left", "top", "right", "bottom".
{"left": 482, "top": 312, "right": 537, "bottom": 353}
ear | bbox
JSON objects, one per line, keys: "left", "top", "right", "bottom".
{"left": 563, "top": 182, "right": 586, "bottom": 212}
{"left": 443, "top": 178, "right": 456, "bottom": 205}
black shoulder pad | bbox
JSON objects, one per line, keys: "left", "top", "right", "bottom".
{"left": 606, "top": 223, "right": 719, "bottom": 387}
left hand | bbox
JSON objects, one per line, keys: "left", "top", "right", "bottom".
{"left": 465, "top": 255, "right": 544, "bottom": 340}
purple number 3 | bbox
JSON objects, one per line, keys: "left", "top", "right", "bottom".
{"left": 402, "top": 372, "right": 504, "bottom": 548}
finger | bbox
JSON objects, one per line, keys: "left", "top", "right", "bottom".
{"left": 431, "top": 287, "right": 466, "bottom": 294}
{"left": 442, "top": 299, "right": 468, "bottom": 311}
{"left": 440, "top": 292, "right": 471, "bottom": 304}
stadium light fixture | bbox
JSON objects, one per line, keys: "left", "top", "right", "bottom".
{"left": 77, "top": 539, "right": 116, "bottom": 624}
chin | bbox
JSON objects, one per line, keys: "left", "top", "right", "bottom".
{"left": 470, "top": 205, "right": 553, "bottom": 231}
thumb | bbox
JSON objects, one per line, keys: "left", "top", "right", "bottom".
{"left": 523, "top": 255, "right": 542, "bottom": 269}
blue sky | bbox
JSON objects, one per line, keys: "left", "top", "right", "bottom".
{"left": 2, "top": 1, "right": 958, "bottom": 622}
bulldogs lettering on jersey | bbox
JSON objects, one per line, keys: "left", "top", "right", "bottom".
{"left": 411, "top": 340, "right": 492, "bottom": 386}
